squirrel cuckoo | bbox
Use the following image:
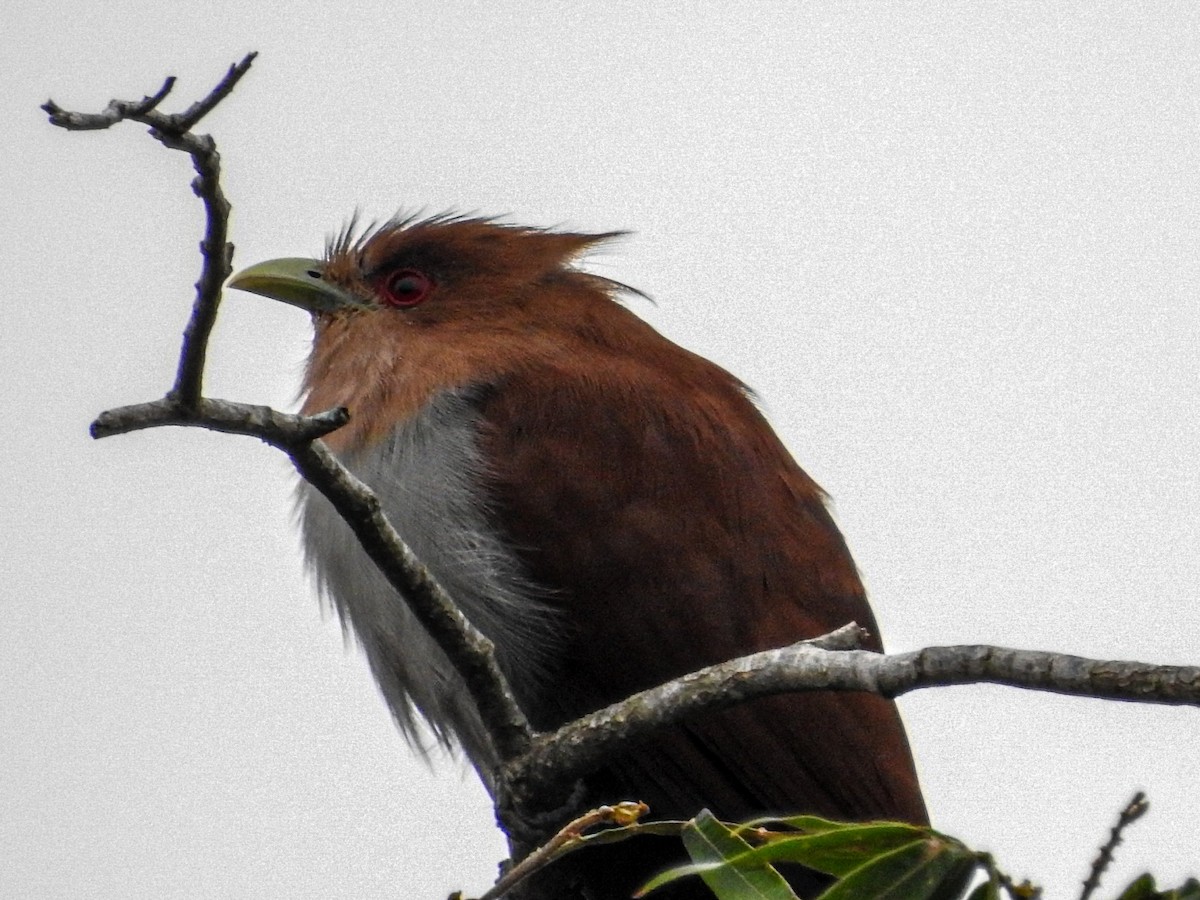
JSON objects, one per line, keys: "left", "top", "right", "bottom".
{"left": 229, "top": 215, "right": 926, "bottom": 899}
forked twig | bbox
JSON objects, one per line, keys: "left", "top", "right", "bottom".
{"left": 44, "top": 53, "right": 257, "bottom": 407}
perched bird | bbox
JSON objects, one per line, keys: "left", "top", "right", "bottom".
{"left": 229, "top": 215, "right": 927, "bottom": 899}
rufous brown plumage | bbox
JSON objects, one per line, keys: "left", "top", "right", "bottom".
{"left": 229, "top": 214, "right": 927, "bottom": 899}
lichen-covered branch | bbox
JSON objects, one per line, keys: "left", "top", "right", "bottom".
{"left": 505, "top": 635, "right": 1200, "bottom": 801}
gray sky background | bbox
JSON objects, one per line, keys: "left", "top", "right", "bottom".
{"left": 5, "top": 3, "right": 1197, "bottom": 897}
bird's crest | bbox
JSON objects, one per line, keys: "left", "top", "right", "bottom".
{"left": 321, "top": 211, "right": 640, "bottom": 300}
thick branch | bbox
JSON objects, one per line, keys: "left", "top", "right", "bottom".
{"left": 505, "top": 634, "right": 1200, "bottom": 800}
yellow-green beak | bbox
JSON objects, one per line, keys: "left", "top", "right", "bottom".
{"left": 227, "top": 257, "right": 358, "bottom": 313}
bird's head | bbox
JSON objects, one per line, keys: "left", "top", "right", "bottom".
{"left": 228, "top": 214, "right": 643, "bottom": 451}
{"left": 229, "top": 213, "right": 626, "bottom": 321}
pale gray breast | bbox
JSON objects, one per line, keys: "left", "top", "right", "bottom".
{"left": 297, "top": 389, "right": 555, "bottom": 781}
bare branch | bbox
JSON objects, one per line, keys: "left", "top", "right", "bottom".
{"left": 167, "top": 127, "right": 232, "bottom": 409}
{"left": 41, "top": 53, "right": 254, "bottom": 135}
{"left": 479, "top": 802, "right": 649, "bottom": 900}
{"left": 170, "top": 55, "right": 258, "bottom": 131}
{"left": 1079, "top": 792, "right": 1149, "bottom": 900}
{"left": 506, "top": 637, "right": 1200, "bottom": 799}
{"left": 44, "top": 53, "right": 257, "bottom": 409}
{"left": 41, "top": 76, "right": 176, "bottom": 130}
{"left": 91, "top": 396, "right": 535, "bottom": 763}
{"left": 90, "top": 396, "right": 349, "bottom": 444}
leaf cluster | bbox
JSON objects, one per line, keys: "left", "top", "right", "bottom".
{"left": 627, "top": 811, "right": 1196, "bottom": 900}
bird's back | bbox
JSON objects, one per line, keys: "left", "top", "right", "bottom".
{"left": 471, "top": 301, "right": 927, "bottom": 897}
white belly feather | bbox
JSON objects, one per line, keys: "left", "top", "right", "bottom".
{"left": 297, "top": 389, "right": 554, "bottom": 780}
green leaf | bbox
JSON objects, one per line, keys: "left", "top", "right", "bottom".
{"left": 685, "top": 811, "right": 800, "bottom": 900}
{"left": 736, "top": 814, "right": 855, "bottom": 836}
{"left": 637, "top": 810, "right": 799, "bottom": 899}
{"left": 1118, "top": 874, "right": 1159, "bottom": 900}
{"left": 817, "top": 835, "right": 978, "bottom": 900}
{"left": 1117, "top": 874, "right": 1200, "bottom": 900}
{"left": 636, "top": 859, "right": 732, "bottom": 897}
{"left": 749, "top": 823, "right": 933, "bottom": 877}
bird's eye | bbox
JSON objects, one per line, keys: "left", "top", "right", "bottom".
{"left": 379, "top": 268, "right": 433, "bottom": 308}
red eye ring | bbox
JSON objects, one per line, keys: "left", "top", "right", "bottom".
{"left": 379, "top": 268, "right": 433, "bottom": 308}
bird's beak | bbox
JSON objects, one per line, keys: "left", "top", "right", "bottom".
{"left": 227, "top": 257, "right": 358, "bottom": 314}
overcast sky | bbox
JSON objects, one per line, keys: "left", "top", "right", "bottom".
{"left": 6, "top": 3, "right": 1198, "bottom": 898}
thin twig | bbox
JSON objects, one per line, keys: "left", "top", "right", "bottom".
{"left": 1079, "top": 792, "right": 1149, "bottom": 900}
{"left": 41, "top": 76, "right": 176, "bottom": 129}
{"left": 44, "top": 52, "right": 257, "bottom": 409}
{"left": 479, "top": 803, "right": 650, "bottom": 900}
{"left": 171, "top": 55, "right": 258, "bottom": 131}
{"left": 90, "top": 396, "right": 349, "bottom": 444}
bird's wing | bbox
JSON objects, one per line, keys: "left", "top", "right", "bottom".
{"left": 473, "top": 357, "right": 927, "bottom": 828}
